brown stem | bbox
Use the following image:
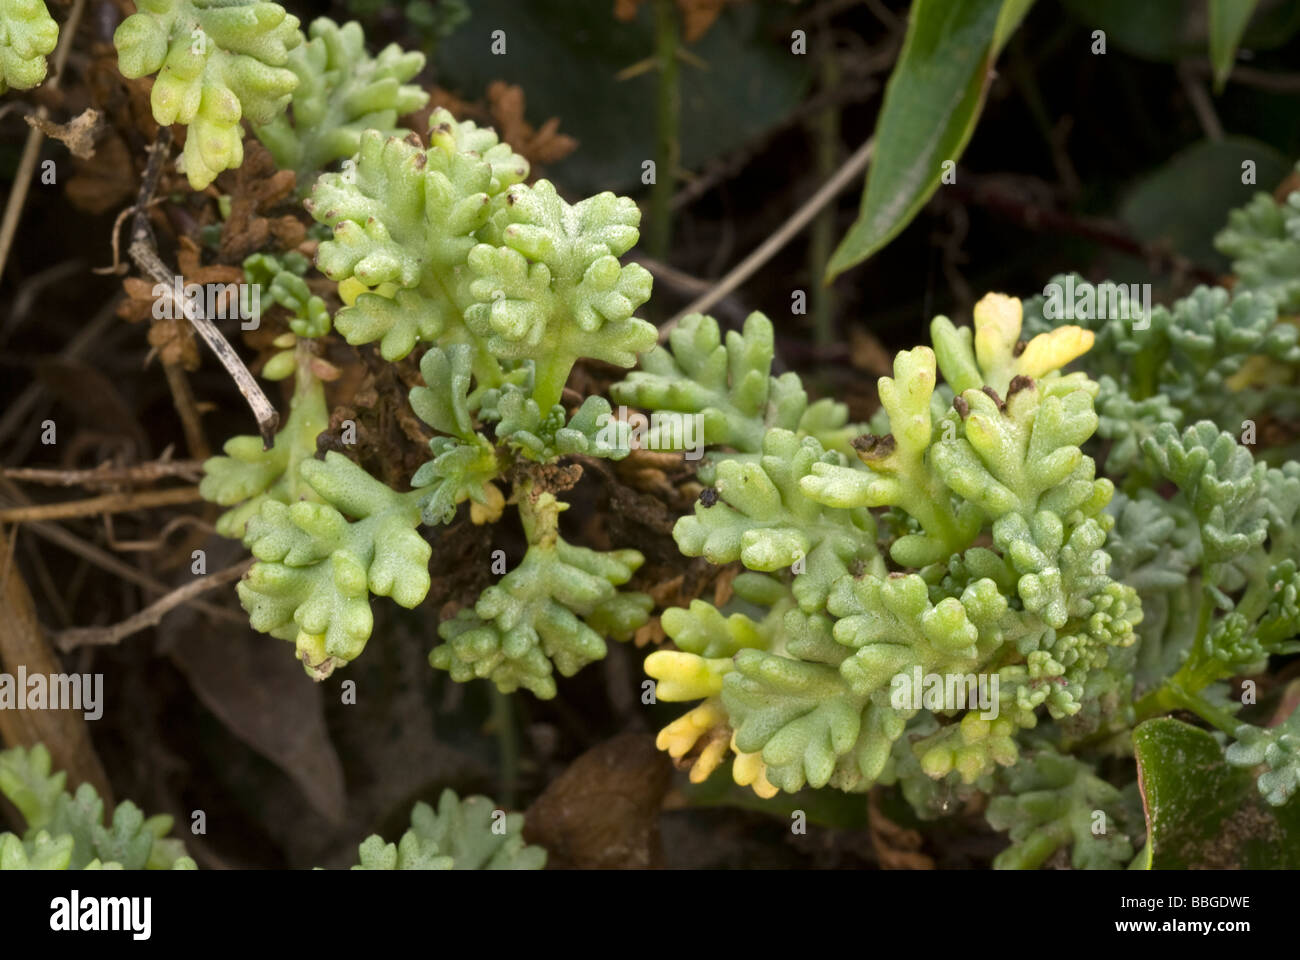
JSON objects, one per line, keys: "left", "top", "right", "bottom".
{"left": 2, "top": 459, "right": 204, "bottom": 488}
{"left": 0, "top": 486, "right": 204, "bottom": 524}
{"left": 0, "top": 0, "right": 88, "bottom": 280}
{"left": 55, "top": 559, "right": 252, "bottom": 651}
{"left": 127, "top": 129, "right": 280, "bottom": 448}
{"left": 162, "top": 361, "right": 212, "bottom": 460}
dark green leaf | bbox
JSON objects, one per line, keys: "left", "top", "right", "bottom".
{"left": 1133, "top": 717, "right": 1300, "bottom": 868}
{"left": 1120, "top": 137, "right": 1289, "bottom": 270}
{"left": 1060, "top": 0, "right": 1205, "bottom": 62}
{"left": 1209, "top": 0, "right": 1260, "bottom": 92}
{"left": 434, "top": 0, "right": 809, "bottom": 197}
{"left": 825, "top": 0, "right": 1022, "bottom": 280}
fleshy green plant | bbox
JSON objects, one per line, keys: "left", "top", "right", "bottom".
{"left": 1216, "top": 163, "right": 1300, "bottom": 314}
{"left": 1020, "top": 276, "right": 1300, "bottom": 472}
{"left": 179, "top": 13, "right": 1300, "bottom": 868}
{"left": 627, "top": 295, "right": 1141, "bottom": 797}
{"left": 199, "top": 251, "right": 332, "bottom": 541}
{"left": 253, "top": 17, "right": 428, "bottom": 194}
{"left": 350, "top": 789, "right": 545, "bottom": 870}
{"left": 206, "top": 105, "right": 655, "bottom": 684}
{"left": 0, "top": 0, "right": 57, "bottom": 94}
{"left": 0, "top": 744, "right": 195, "bottom": 870}
{"left": 114, "top": 0, "right": 303, "bottom": 188}
{"left": 613, "top": 173, "right": 1300, "bottom": 867}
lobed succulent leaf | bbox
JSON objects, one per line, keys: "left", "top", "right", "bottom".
{"left": 114, "top": 0, "right": 303, "bottom": 188}
{"left": 986, "top": 744, "right": 1134, "bottom": 869}
{"left": 676, "top": 429, "right": 879, "bottom": 612}
{"left": 200, "top": 366, "right": 329, "bottom": 538}
{"left": 0, "top": 0, "right": 57, "bottom": 94}
{"left": 464, "top": 179, "right": 655, "bottom": 408}
{"left": 352, "top": 789, "right": 545, "bottom": 870}
{"left": 310, "top": 113, "right": 527, "bottom": 362}
{"left": 238, "top": 452, "right": 430, "bottom": 678}
{"left": 1226, "top": 706, "right": 1300, "bottom": 807}
{"left": 253, "top": 17, "right": 428, "bottom": 192}
{"left": 611, "top": 311, "right": 859, "bottom": 470}
{"left": 429, "top": 489, "right": 650, "bottom": 698}
{"left": 1215, "top": 170, "right": 1300, "bottom": 313}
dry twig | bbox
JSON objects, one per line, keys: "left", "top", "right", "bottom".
{"left": 55, "top": 558, "right": 252, "bottom": 651}
{"left": 662, "top": 136, "right": 874, "bottom": 337}
{"left": 2, "top": 458, "right": 203, "bottom": 488}
{"left": 125, "top": 129, "right": 280, "bottom": 447}
{"left": 0, "top": 0, "right": 89, "bottom": 279}
{"left": 0, "top": 486, "right": 204, "bottom": 524}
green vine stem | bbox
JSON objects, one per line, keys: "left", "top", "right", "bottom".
{"left": 809, "top": 37, "right": 840, "bottom": 351}
{"left": 648, "top": 0, "right": 679, "bottom": 259}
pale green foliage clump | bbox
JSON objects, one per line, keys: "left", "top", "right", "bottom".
{"left": 612, "top": 310, "right": 860, "bottom": 482}
{"left": 206, "top": 90, "right": 653, "bottom": 687}
{"left": 631, "top": 296, "right": 1141, "bottom": 805}
{"left": 0, "top": 0, "right": 57, "bottom": 94}
{"left": 100, "top": 6, "right": 1300, "bottom": 870}
{"left": 1022, "top": 276, "right": 1300, "bottom": 470}
{"left": 254, "top": 17, "right": 428, "bottom": 193}
{"left": 0, "top": 744, "right": 195, "bottom": 870}
{"left": 986, "top": 744, "right": 1135, "bottom": 869}
{"left": 114, "top": 0, "right": 303, "bottom": 188}
{"left": 309, "top": 110, "right": 655, "bottom": 408}
{"left": 1227, "top": 706, "right": 1300, "bottom": 807}
{"left": 1028, "top": 269, "right": 1300, "bottom": 813}
{"left": 352, "top": 789, "right": 545, "bottom": 870}
{"left": 431, "top": 487, "right": 651, "bottom": 698}
{"left": 1216, "top": 164, "right": 1300, "bottom": 313}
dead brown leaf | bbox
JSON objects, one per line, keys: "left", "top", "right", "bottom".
{"left": 485, "top": 81, "right": 578, "bottom": 167}
{"left": 524, "top": 733, "right": 673, "bottom": 867}
{"left": 712, "top": 564, "right": 738, "bottom": 606}
{"left": 167, "top": 607, "right": 347, "bottom": 825}
{"left": 633, "top": 618, "right": 666, "bottom": 647}
{"left": 425, "top": 83, "right": 578, "bottom": 174}
{"left": 0, "top": 529, "right": 113, "bottom": 811}
{"left": 849, "top": 325, "right": 893, "bottom": 376}
{"left": 217, "top": 140, "right": 305, "bottom": 262}
{"left": 25, "top": 108, "right": 102, "bottom": 159}
{"left": 868, "top": 788, "right": 935, "bottom": 869}
{"left": 66, "top": 132, "right": 136, "bottom": 215}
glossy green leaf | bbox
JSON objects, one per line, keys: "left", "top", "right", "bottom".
{"left": 826, "top": 0, "right": 1028, "bottom": 280}
{"left": 993, "top": 0, "right": 1037, "bottom": 52}
{"left": 1209, "top": 0, "right": 1260, "bottom": 92}
{"left": 1133, "top": 717, "right": 1300, "bottom": 868}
